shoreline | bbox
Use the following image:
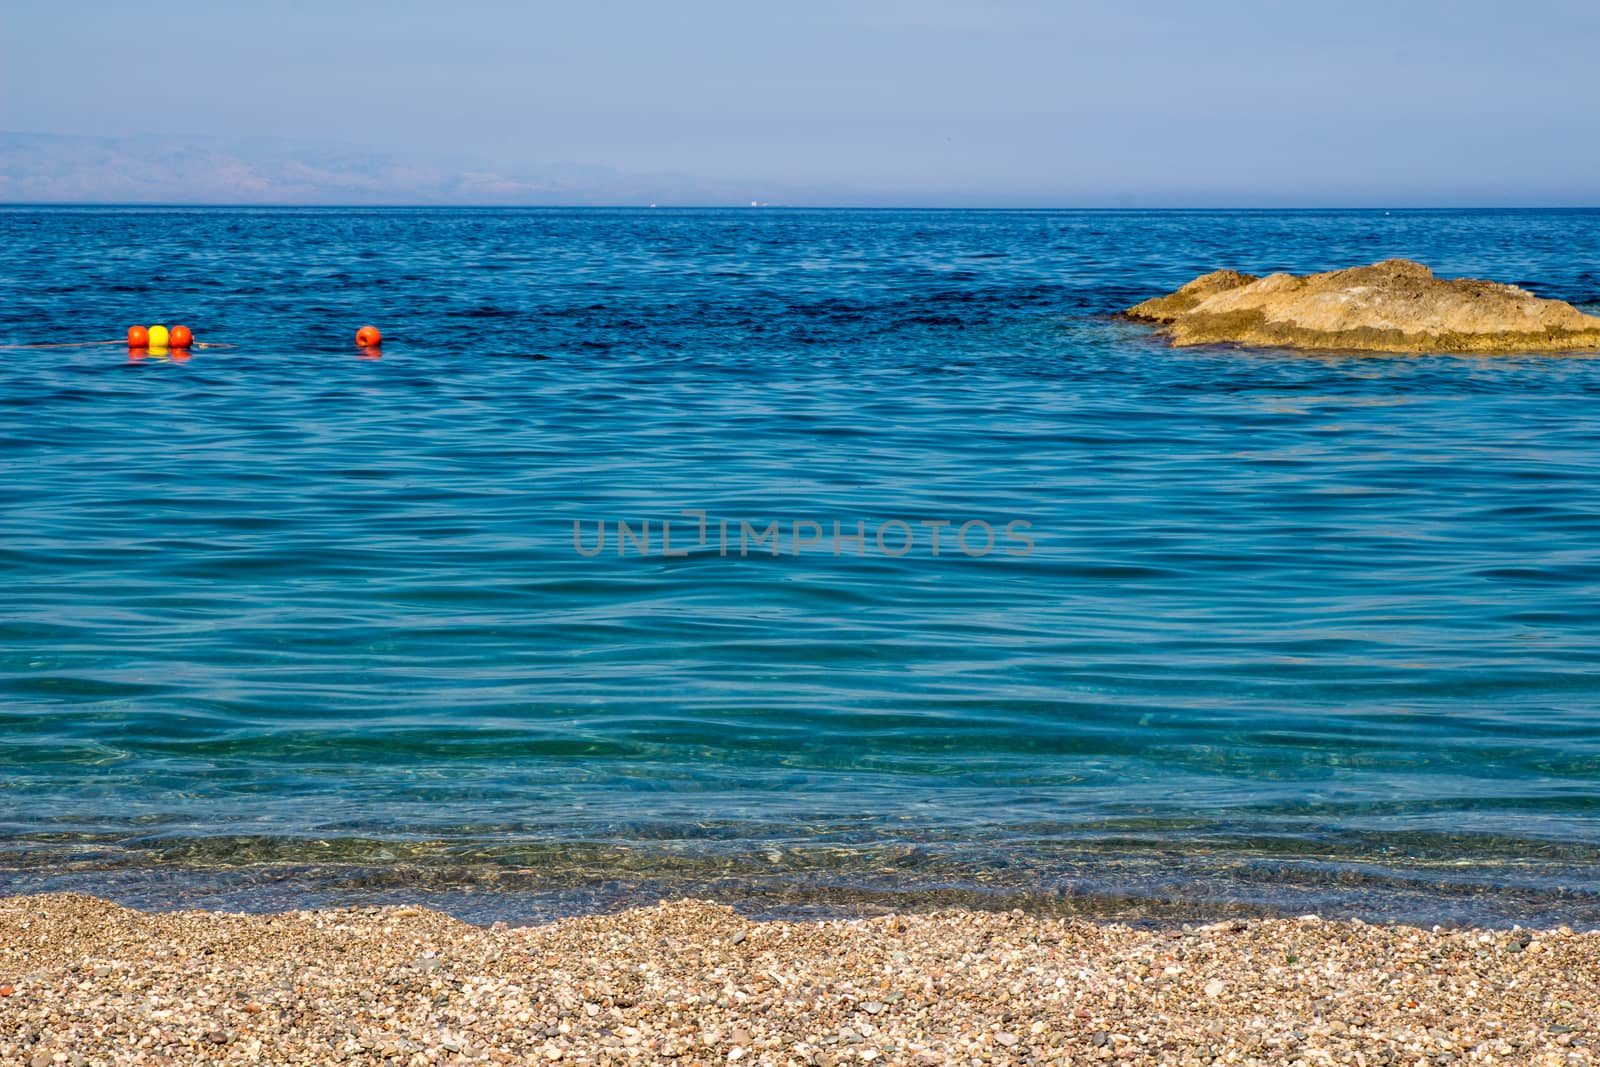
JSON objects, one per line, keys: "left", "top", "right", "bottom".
{"left": 3, "top": 894, "right": 1595, "bottom": 1065}
{"left": 9, "top": 842, "right": 1599, "bottom": 932}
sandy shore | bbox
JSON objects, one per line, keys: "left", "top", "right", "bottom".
{"left": 2, "top": 894, "right": 1595, "bottom": 1065}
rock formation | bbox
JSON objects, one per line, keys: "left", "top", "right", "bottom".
{"left": 1126, "top": 259, "right": 1600, "bottom": 353}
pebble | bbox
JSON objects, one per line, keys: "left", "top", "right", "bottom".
{"left": 1, "top": 893, "right": 1596, "bottom": 1065}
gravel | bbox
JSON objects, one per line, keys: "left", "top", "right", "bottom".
{"left": 2, "top": 893, "right": 1596, "bottom": 1065}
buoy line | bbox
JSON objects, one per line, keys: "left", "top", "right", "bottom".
{"left": 0, "top": 339, "right": 126, "bottom": 349}
{"left": 0, "top": 340, "right": 239, "bottom": 350}
{"left": 0, "top": 323, "right": 379, "bottom": 352}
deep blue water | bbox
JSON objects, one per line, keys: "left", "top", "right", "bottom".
{"left": 2, "top": 207, "right": 1599, "bottom": 926}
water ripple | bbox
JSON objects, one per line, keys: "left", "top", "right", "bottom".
{"left": 2, "top": 207, "right": 1598, "bottom": 923}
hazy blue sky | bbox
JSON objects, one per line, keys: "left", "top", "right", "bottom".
{"left": 3, "top": 0, "right": 1597, "bottom": 205}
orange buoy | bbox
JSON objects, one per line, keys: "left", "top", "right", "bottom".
{"left": 356, "top": 325, "right": 382, "bottom": 347}
{"left": 170, "top": 325, "right": 193, "bottom": 348}
{"left": 127, "top": 325, "right": 149, "bottom": 347}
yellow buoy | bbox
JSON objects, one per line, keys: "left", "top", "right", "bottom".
{"left": 147, "top": 325, "right": 170, "bottom": 347}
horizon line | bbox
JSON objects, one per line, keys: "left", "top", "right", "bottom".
{"left": 5, "top": 202, "right": 1600, "bottom": 212}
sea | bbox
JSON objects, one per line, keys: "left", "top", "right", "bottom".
{"left": 2, "top": 206, "right": 1598, "bottom": 927}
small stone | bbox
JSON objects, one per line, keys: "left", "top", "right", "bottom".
{"left": 730, "top": 930, "right": 747, "bottom": 946}
{"left": 2, "top": 894, "right": 1597, "bottom": 1066}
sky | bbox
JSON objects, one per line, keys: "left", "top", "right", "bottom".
{"left": 2, "top": 0, "right": 1597, "bottom": 206}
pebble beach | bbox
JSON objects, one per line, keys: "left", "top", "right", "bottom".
{"left": 2, "top": 894, "right": 1595, "bottom": 1066}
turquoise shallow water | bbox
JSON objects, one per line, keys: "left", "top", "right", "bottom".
{"left": 2, "top": 207, "right": 1598, "bottom": 925}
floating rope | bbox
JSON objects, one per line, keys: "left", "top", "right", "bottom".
{"left": 1, "top": 321, "right": 379, "bottom": 352}
{"left": 0, "top": 339, "right": 126, "bottom": 350}
{"left": 0, "top": 339, "right": 237, "bottom": 350}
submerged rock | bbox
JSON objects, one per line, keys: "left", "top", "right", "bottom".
{"left": 1126, "top": 259, "right": 1600, "bottom": 353}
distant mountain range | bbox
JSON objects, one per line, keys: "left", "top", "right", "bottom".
{"left": 0, "top": 132, "right": 781, "bottom": 206}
